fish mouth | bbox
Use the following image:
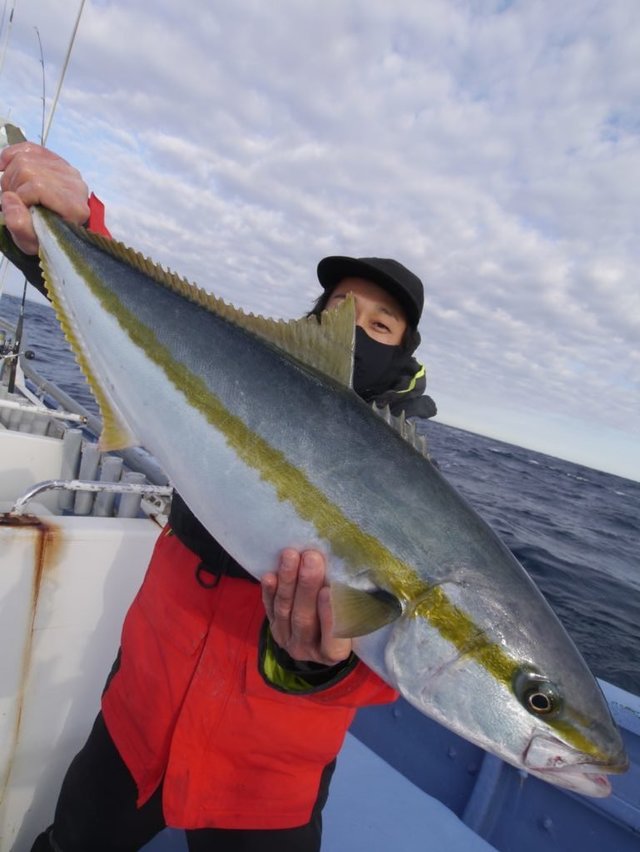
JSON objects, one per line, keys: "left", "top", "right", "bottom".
{"left": 528, "top": 765, "right": 612, "bottom": 797}
{"left": 523, "top": 734, "right": 629, "bottom": 798}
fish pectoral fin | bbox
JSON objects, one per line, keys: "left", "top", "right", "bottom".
{"left": 330, "top": 584, "right": 403, "bottom": 638}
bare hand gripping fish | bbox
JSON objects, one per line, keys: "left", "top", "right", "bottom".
{"left": 0, "top": 122, "right": 628, "bottom": 798}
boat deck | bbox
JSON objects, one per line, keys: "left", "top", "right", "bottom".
{"left": 143, "top": 733, "right": 497, "bottom": 851}
{"left": 140, "top": 683, "right": 640, "bottom": 852}
{"left": 1, "top": 345, "right": 639, "bottom": 852}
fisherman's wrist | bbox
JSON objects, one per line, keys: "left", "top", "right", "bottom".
{"left": 259, "top": 621, "right": 357, "bottom": 693}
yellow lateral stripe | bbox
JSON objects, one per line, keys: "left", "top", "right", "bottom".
{"left": 414, "top": 586, "right": 519, "bottom": 682}
{"left": 51, "top": 230, "right": 602, "bottom": 759}
{"left": 39, "top": 253, "right": 134, "bottom": 450}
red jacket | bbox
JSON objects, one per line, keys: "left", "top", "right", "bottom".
{"left": 102, "top": 529, "right": 398, "bottom": 829}
{"left": 86, "top": 199, "right": 398, "bottom": 828}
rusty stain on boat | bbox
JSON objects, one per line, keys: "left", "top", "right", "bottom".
{"left": 0, "top": 514, "right": 64, "bottom": 809}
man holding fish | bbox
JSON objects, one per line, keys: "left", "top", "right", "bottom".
{"left": 1, "top": 139, "right": 439, "bottom": 852}
{"left": 1, "top": 129, "right": 628, "bottom": 847}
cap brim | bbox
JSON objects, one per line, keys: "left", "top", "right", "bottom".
{"left": 317, "top": 256, "right": 419, "bottom": 326}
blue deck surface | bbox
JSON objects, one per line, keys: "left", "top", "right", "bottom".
{"left": 140, "top": 680, "right": 640, "bottom": 852}
{"left": 142, "top": 733, "right": 496, "bottom": 851}
{"left": 350, "top": 687, "right": 640, "bottom": 852}
{"left": 321, "top": 734, "right": 497, "bottom": 851}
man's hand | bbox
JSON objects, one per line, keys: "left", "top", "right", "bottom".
{"left": 0, "top": 142, "right": 89, "bottom": 254}
{"left": 261, "top": 549, "right": 352, "bottom": 666}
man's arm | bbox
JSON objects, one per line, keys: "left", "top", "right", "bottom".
{"left": 1, "top": 140, "right": 358, "bottom": 674}
{"left": 0, "top": 142, "right": 111, "bottom": 297}
{"left": 0, "top": 142, "right": 91, "bottom": 254}
{"left": 0, "top": 190, "right": 110, "bottom": 298}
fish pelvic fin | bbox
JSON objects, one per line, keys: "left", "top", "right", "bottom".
{"left": 55, "top": 220, "right": 356, "bottom": 389}
{"left": 330, "top": 584, "right": 403, "bottom": 638}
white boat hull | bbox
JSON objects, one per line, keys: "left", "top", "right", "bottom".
{"left": 0, "top": 511, "right": 160, "bottom": 852}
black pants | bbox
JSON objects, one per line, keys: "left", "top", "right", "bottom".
{"left": 31, "top": 713, "right": 330, "bottom": 852}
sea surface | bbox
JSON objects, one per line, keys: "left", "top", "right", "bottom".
{"left": 2, "top": 292, "right": 639, "bottom": 696}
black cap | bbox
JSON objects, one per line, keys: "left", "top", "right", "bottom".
{"left": 317, "top": 256, "right": 424, "bottom": 327}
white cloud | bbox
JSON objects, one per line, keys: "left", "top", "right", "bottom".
{"left": 1, "top": 0, "right": 639, "bottom": 479}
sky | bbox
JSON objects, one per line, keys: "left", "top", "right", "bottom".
{"left": 0, "top": 0, "right": 638, "bottom": 481}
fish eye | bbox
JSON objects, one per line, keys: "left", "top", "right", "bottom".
{"left": 513, "top": 668, "right": 562, "bottom": 718}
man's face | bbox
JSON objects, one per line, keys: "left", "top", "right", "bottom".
{"left": 325, "top": 277, "right": 408, "bottom": 346}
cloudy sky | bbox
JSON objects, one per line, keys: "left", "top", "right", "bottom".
{"left": 1, "top": 0, "right": 638, "bottom": 480}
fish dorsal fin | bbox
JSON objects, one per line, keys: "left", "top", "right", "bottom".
{"left": 373, "top": 404, "right": 430, "bottom": 459}
{"left": 72, "top": 225, "right": 356, "bottom": 388}
{"left": 330, "top": 583, "right": 403, "bottom": 638}
{"left": 231, "top": 296, "right": 356, "bottom": 388}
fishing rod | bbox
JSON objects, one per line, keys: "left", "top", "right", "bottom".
{"left": 0, "top": 0, "right": 15, "bottom": 303}
{"left": 0, "top": 3, "right": 28, "bottom": 388}
{"left": 43, "top": 0, "right": 85, "bottom": 145}
{"left": 5, "top": 23, "right": 44, "bottom": 393}
{"left": 0, "top": 0, "right": 16, "bottom": 80}
{"left": 3, "top": 1, "right": 86, "bottom": 391}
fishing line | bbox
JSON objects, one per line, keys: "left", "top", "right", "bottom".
{"left": 0, "top": 0, "right": 16, "bottom": 304}
{"left": 0, "top": 1, "right": 8, "bottom": 43}
{"left": 1, "top": 1, "right": 85, "bottom": 314}
{"left": 4, "top": 19, "right": 44, "bottom": 392}
{"left": 0, "top": 0, "right": 16, "bottom": 80}
{"left": 3, "top": 0, "right": 85, "bottom": 387}
{"left": 34, "top": 25, "right": 45, "bottom": 144}
{"left": 43, "top": 0, "right": 86, "bottom": 145}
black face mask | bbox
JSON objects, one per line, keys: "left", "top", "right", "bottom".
{"left": 352, "top": 326, "right": 407, "bottom": 401}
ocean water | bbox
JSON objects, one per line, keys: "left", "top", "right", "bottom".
{"left": 2, "top": 292, "right": 639, "bottom": 696}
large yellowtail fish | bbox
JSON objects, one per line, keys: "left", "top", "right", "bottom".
{"left": 0, "top": 131, "right": 628, "bottom": 797}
